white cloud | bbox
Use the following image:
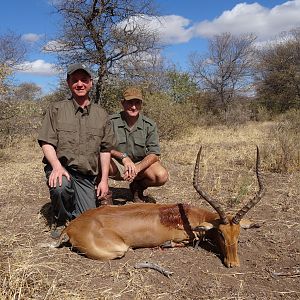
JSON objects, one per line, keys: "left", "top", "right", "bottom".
{"left": 17, "top": 60, "right": 60, "bottom": 76}
{"left": 21, "top": 33, "right": 44, "bottom": 43}
{"left": 117, "top": 14, "right": 194, "bottom": 45}
{"left": 153, "top": 15, "right": 194, "bottom": 44}
{"left": 193, "top": 1, "right": 300, "bottom": 40}
{"left": 145, "top": 1, "right": 300, "bottom": 45}
{"left": 43, "top": 40, "right": 66, "bottom": 52}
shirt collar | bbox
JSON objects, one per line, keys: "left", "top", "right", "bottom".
{"left": 72, "top": 98, "right": 91, "bottom": 115}
{"left": 135, "top": 113, "right": 143, "bottom": 129}
{"left": 119, "top": 111, "right": 143, "bottom": 130}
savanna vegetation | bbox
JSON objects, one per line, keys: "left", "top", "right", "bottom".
{"left": 0, "top": 1, "right": 299, "bottom": 299}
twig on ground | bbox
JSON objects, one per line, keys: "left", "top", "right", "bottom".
{"left": 134, "top": 261, "right": 174, "bottom": 278}
{"left": 270, "top": 268, "right": 300, "bottom": 278}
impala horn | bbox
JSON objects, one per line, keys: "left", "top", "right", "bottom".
{"left": 232, "top": 146, "right": 265, "bottom": 224}
{"left": 193, "top": 147, "right": 229, "bottom": 225}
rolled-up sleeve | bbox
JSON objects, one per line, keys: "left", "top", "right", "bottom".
{"left": 38, "top": 105, "right": 58, "bottom": 148}
{"left": 100, "top": 118, "right": 116, "bottom": 152}
{"left": 145, "top": 122, "right": 160, "bottom": 156}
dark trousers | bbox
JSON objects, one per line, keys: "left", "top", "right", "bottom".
{"left": 45, "top": 166, "right": 97, "bottom": 225}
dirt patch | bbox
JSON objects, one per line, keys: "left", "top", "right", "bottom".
{"left": 0, "top": 134, "right": 299, "bottom": 299}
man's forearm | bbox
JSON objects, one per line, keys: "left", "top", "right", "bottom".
{"left": 99, "top": 152, "right": 111, "bottom": 181}
{"left": 138, "top": 154, "right": 159, "bottom": 172}
{"left": 111, "top": 149, "right": 125, "bottom": 160}
{"left": 41, "top": 143, "right": 62, "bottom": 169}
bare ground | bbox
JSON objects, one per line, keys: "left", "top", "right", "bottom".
{"left": 0, "top": 124, "right": 299, "bottom": 300}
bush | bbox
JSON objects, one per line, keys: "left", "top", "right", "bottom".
{"left": 262, "top": 109, "right": 300, "bottom": 172}
{"left": 0, "top": 100, "right": 44, "bottom": 148}
{"left": 143, "top": 93, "right": 198, "bottom": 140}
{"left": 222, "top": 101, "right": 252, "bottom": 127}
{"left": 188, "top": 93, "right": 255, "bottom": 127}
{"left": 254, "top": 105, "right": 273, "bottom": 122}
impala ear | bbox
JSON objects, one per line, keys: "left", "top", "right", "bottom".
{"left": 192, "top": 222, "right": 214, "bottom": 232}
{"left": 239, "top": 218, "right": 261, "bottom": 229}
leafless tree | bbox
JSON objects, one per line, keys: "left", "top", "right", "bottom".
{"left": 255, "top": 28, "right": 300, "bottom": 113}
{"left": 0, "top": 32, "right": 26, "bottom": 95}
{"left": 46, "top": 0, "right": 161, "bottom": 105}
{"left": 12, "top": 83, "right": 42, "bottom": 101}
{"left": 189, "top": 32, "right": 256, "bottom": 118}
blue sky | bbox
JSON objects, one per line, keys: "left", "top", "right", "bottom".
{"left": 1, "top": 0, "right": 300, "bottom": 94}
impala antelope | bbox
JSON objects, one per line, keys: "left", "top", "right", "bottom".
{"left": 54, "top": 147, "right": 265, "bottom": 267}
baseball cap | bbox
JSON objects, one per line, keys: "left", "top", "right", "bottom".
{"left": 123, "top": 87, "right": 143, "bottom": 101}
{"left": 67, "top": 63, "right": 92, "bottom": 77}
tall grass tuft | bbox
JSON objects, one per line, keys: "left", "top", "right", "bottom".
{"left": 262, "top": 109, "right": 300, "bottom": 173}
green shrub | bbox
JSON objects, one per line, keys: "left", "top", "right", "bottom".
{"left": 143, "top": 93, "right": 198, "bottom": 140}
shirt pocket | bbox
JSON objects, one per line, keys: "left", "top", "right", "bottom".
{"left": 57, "top": 122, "right": 77, "bottom": 150}
{"left": 114, "top": 128, "right": 129, "bottom": 154}
{"left": 115, "top": 129, "right": 126, "bottom": 145}
{"left": 134, "top": 136, "right": 146, "bottom": 160}
{"left": 87, "top": 127, "right": 103, "bottom": 153}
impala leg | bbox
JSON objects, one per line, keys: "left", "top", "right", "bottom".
{"left": 69, "top": 229, "right": 129, "bottom": 260}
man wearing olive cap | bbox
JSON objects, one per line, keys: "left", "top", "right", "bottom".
{"left": 38, "top": 63, "right": 115, "bottom": 238}
{"left": 109, "top": 87, "right": 168, "bottom": 202}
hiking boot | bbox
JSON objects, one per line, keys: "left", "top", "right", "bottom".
{"left": 50, "top": 223, "right": 66, "bottom": 240}
{"left": 129, "top": 181, "right": 149, "bottom": 203}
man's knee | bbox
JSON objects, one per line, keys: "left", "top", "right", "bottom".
{"left": 156, "top": 167, "right": 169, "bottom": 185}
{"left": 49, "top": 176, "right": 73, "bottom": 198}
{"left": 47, "top": 176, "right": 74, "bottom": 223}
{"left": 144, "top": 163, "right": 169, "bottom": 186}
{"left": 108, "top": 159, "right": 124, "bottom": 181}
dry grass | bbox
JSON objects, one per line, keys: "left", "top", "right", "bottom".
{"left": 161, "top": 122, "right": 270, "bottom": 211}
{"left": 0, "top": 122, "right": 299, "bottom": 300}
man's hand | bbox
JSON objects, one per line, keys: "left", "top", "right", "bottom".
{"left": 41, "top": 143, "right": 70, "bottom": 187}
{"left": 122, "top": 157, "right": 138, "bottom": 181}
{"left": 96, "top": 179, "right": 109, "bottom": 199}
{"left": 48, "top": 165, "right": 70, "bottom": 187}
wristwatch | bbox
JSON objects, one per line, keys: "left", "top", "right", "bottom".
{"left": 120, "top": 152, "right": 128, "bottom": 160}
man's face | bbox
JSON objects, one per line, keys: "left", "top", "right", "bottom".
{"left": 122, "top": 99, "right": 142, "bottom": 117}
{"left": 67, "top": 70, "right": 92, "bottom": 98}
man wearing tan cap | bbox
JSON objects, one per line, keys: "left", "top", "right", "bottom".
{"left": 109, "top": 87, "right": 168, "bottom": 202}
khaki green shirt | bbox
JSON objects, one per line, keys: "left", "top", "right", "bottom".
{"left": 38, "top": 99, "right": 115, "bottom": 176}
{"left": 110, "top": 112, "right": 160, "bottom": 163}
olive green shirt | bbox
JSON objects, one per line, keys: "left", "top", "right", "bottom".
{"left": 110, "top": 112, "right": 160, "bottom": 163}
{"left": 38, "top": 99, "right": 115, "bottom": 176}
